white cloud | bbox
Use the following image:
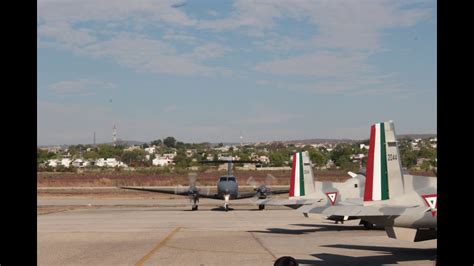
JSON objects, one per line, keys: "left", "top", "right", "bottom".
{"left": 254, "top": 51, "right": 371, "bottom": 77}
{"left": 46, "top": 32, "right": 231, "bottom": 77}
{"left": 49, "top": 79, "right": 115, "bottom": 96}
{"left": 37, "top": 0, "right": 433, "bottom": 87}
{"left": 38, "top": 0, "right": 232, "bottom": 76}
{"left": 163, "top": 31, "right": 198, "bottom": 44}
{"left": 197, "top": 0, "right": 431, "bottom": 47}
{"left": 192, "top": 43, "right": 232, "bottom": 60}
{"left": 38, "top": 0, "right": 196, "bottom": 27}
{"left": 39, "top": 22, "right": 95, "bottom": 44}
{"left": 207, "top": 10, "right": 218, "bottom": 17}
{"left": 256, "top": 72, "right": 406, "bottom": 95}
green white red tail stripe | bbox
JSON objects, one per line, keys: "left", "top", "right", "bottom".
{"left": 364, "top": 122, "right": 389, "bottom": 201}
{"left": 289, "top": 151, "right": 305, "bottom": 197}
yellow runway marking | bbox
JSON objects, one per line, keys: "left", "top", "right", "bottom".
{"left": 135, "top": 227, "right": 182, "bottom": 266}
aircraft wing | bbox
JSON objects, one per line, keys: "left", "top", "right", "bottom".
{"left": 120, "top": 186, "right": 222, "bottom": 199}
{"left": 256, "top": 198, "right": 324, "bottom": 206}
{"left": 235, "top": 192, "right": 260, "bottom": 199}
{"left": 235, "top": 187, "right": 289, "bottom": 200}
{"left": 299, "top": 204, "right": 431, "bottom": 217}
{"left": 268, "top": 188, "right": 289, "bottom": 194}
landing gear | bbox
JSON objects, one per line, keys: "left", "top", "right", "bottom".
{"left": 191, "top": 196, "right": 199, "bottom": 211}
{"left": 360, "top": 220, "right": 374, "bottom": 229}
{"left": 224, "top": 203, "right": 229, "bottom": 212}
{"left": 258, "top": 204, "right": 265, "bottom": 210}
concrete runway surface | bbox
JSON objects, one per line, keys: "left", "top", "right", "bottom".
{"left": 38, "top": 198, "right": 436, "bottom": 265}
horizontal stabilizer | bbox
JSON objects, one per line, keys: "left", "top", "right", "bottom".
{"left": 385, "top": 226, "right": 437, "bottom": 242}
{"left": 256, "top": 198, "right": 322, "bottom": 206}
{"left": 300, "top": 204, "right": 430, "bottom": 217}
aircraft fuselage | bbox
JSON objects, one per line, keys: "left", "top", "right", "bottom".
{"left": 216, "top": 175, "right": 239, "bottom": 199}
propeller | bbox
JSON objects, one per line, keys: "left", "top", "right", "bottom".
{"left": 246, "top": 174, "right": 276, "bottom": 199}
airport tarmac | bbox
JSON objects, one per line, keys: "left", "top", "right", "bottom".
{"left": 38, "top": 197, "right": 436, "bottom": 265}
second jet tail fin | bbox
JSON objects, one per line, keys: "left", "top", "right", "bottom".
{"left": 364, "top": 120, "right": 405, "bottom": 203}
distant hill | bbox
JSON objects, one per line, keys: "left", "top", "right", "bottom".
{"left": 101, "top": 140, "right": 146, "bottom": 146}
{"left": 397, "top": 134, "right": 437, "bottom": 140}
{"left": 281, "top": 138, "right": 360, "bottom": 145}
{"left": 38, "top": 140, "right": 146, "bottom": 148}
{"left": 38, "top": 134, "right": 436, "bottom": 148}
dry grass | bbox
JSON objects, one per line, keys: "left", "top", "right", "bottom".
{"left": 38, "top": 169, "right": 349, "bottom": 187}
{"left": 37, "top": 168, "right": 433, "bottom": 187}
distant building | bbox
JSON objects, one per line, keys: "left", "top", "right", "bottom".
{"left": 95, "top": 158, "right": 127, "bottom": 167}
{"left": 430, "top": 137, "right": 437, "bottom": 148}
{"left": 152, "top": 157, "right": 173, "bottom": 166}
{"left": 72, "top": 159, "right": 90, "bottom": 168}
{"left": 258, "top": 155, "right": 270, "bottom": 164}
{"left": 186, "top": 149, "right": 197, "bottom": 157}
{"left": 144, "top": 146, "right": 157, "bottom": 154}
{"left": 359, "top": 144, "right": 369, "bottom": 150}
{"left": 162, "top": 152, "right": 177, "bottom": 159}
{"left": 124, "top": 145, "right": 141, "bottom": 152}
{"left": 60, "top": 158, "right": 72, "bottom": 168}
{"left": 47, "top": 159, "right": 60, "bottom": 167}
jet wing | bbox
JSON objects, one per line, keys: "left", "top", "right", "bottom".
{"left": 300, "top": 204, "right": 431, "bottom": 217}
{"left": 120, "top": 186, "right": 222, "bottom": 199}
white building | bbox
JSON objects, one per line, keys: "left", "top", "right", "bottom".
{"left": 152, "top": 157, "right": 174, "bottom": 166}
{"left": 351, "top": 154, "right": 365, "bottom": 160}
{"left": 144, "top": 146, "right": 157, "bottom": 154}
{"left": 124, "top": 145, "right": 142, "bottom": 152}
{"left": 72, "top": 159, "right": 91, "bottom": 168}
{"left": 359, "top": 144, "right": 369, "bottom": 150}
{"left": 95, "top": 158, "right": 127, "bottom": 167}
{"left": 47, "top": 159, "right": 60, "bottom": 167}
{"left": 162, "top": 152, "right": 177, "bottom": 159}
{"left": 60, "top": 158, "right": 72, "bottom": 168}
{"left": 258, "top": 155, "right": 270, "bottom": 164}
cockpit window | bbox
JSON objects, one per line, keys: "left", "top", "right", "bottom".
{"left": 219, "top": 176, "right": 236, "bottom": 182}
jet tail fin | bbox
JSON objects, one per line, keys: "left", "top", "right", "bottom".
{"left": 289, "top": 151, "right": 315, "bottom": 199}
{"left": 364, "top": 120, "right": 404, "bottom": 203}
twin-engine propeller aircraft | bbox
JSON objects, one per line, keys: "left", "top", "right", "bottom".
{"left": 121, "top": 159, "right": 289, "bottom": 211}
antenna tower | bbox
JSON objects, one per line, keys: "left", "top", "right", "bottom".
{"left": 113, "top": 124, "right": 117, "bottom": 147}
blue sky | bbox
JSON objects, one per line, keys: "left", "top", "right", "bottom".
{"left": 38, "top": 0, "right": 436, "bottom": 146}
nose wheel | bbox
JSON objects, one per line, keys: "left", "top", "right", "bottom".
{"left": 192, "top": 205, "right": 198, "bottom": 211}
{"left": 258, "top": 204, "right": 265, "bottom": 210}
{"left": 224, "top": 203, "right": 229, "bottom": 212}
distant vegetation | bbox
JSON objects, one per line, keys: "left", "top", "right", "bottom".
{"left": 37, "top": 135, "right": 436, "bottom": 173}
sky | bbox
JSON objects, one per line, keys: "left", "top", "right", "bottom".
{"left": 38, "top": 0, "right": 436, "bottom": 146}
